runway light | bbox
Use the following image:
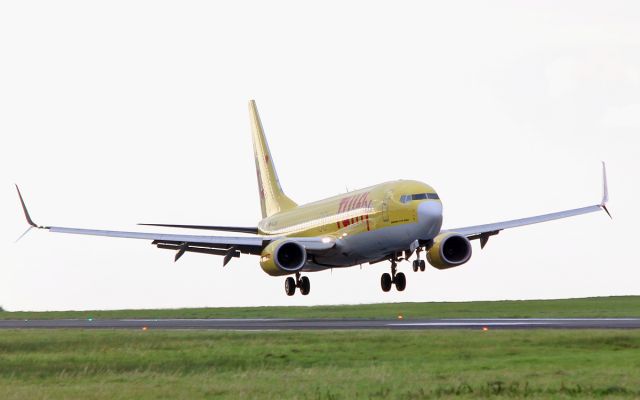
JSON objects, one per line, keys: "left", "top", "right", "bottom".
{"left": 398, "top": 314, "right": 404, "bottom": 320}
{"left": 88, "top": 317, "right": 93, "bottom": 322}
{"left": 142, "top": 326, "right": 148, "bottom": 331}
{"left": 482, "top": 326, "right": 489, "bottom": 331}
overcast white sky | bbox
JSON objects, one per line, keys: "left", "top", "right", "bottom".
{"left": 1, "top": 1, "right": 638, "bottom": 311}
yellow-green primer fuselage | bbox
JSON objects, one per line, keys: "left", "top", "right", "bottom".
{"left": 259, "top": 180, "right": 443, "bottom": 269}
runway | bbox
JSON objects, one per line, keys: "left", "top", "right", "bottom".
{"left": 1, "top": 318, "right": 640, "bottom": 330}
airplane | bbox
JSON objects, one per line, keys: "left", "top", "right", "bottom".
{"left": 16, "top": 100, "right": 611, "bottom": 296}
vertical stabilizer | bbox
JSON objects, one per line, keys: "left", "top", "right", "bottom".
{"left": 249, "top": 100, "right": 297, "bottom": 217}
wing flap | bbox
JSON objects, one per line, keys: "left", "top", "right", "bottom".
{"left": 138, "top": 223, "right": 259, "bottom": 234}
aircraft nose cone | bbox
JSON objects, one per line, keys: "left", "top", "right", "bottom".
{"left": 417, "top": 201, "right": 443, "bottom": 239}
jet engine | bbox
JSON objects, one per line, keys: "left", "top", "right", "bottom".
{"left": 260, "top": 239, "right": 307, "bottom": 276}
{"left": 426, "top": 232, "right": 472, "bottom": 269}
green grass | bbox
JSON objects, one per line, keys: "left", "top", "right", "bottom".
{"left": 1, "top": 296, "right": 639, "bottom": 320}
{"left": 0, "top": 329, "right": 639, "bottom": 399}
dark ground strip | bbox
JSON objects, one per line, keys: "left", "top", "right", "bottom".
{"left": 1, "top": 318, "right": 640, "bottom": 330}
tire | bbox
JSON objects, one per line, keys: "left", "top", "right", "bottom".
{"left": 395, "top": 272, "right": 406, "bottom": 291}
{"left": 412, "top": 260, "right": 419, "bottom": 272}
{"left": 300, "top": 276, "right": 311, "bottom": 295}
{"left": 285, "top": 277, "right": 296, "bottom": 296}
{"left": 419, "top": 260, "right": 426, "bottom": 272}
{"left": 381, "top": 273, "right": 392, "bottom": 292}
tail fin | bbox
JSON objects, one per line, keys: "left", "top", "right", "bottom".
{"left": 249, "top": 100, "right": 297, "bottom": 217}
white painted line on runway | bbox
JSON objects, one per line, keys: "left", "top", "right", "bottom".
{"left": 388, "top": 322, "right": 550, "bottom": 326}
{"left": 440, "top": 318, "right": 640, "bottom": 321}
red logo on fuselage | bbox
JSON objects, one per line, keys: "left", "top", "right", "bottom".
{"left": 337, "top": 192, "right": 372, "bottom": 231}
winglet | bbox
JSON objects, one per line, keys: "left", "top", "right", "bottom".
{"left": 600, "top": 162, "right": 612, "bottom": 219}
{"left": 15, "top": 185, "right": 41, "bottom": 228}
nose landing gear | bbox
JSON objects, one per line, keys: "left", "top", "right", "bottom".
{"left": 285, "top": 272, "right": 311, "bottom": 296}
{"left": 381, "top": 260, "right": 406, "bottom": 292}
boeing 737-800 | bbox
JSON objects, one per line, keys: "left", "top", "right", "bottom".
{"left": 16, "top": 100, "right": 611, "bottom": 296}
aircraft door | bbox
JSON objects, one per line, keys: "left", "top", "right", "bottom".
{"left": 382, "top": 192, "right": 391, "bottom": 222}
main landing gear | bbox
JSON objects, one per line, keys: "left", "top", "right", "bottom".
{"left": 381, "top": 260, "right": 406, "bottom": 292}
{"left": 412, "top": 248, "right": 426, "bottom": 272}
{"left": 285, "top": 272, "right": 310, "bottom": 296}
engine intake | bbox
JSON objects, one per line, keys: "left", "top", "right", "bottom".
{"left": 260, "top": 239, "right": 307, "bottom": 276}
{"left": 426, "top": 233, "right": 472, "bottom": 269}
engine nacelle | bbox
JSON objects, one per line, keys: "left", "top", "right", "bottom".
{"left": 426, "top": 232, "right": 472, "bottom": 270}
{"left": 260, "top": 239, "right": 307, "bottom": 276}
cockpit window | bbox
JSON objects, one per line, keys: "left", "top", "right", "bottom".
{"left": 400, "top": 193, "right": 439, "bottom": 203}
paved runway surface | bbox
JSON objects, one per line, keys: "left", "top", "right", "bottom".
{"left": 1, "top": 318, "right": 640, "bottom": 330}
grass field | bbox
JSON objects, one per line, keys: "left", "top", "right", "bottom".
{"left": 1, "top": 297, "right": 639, "bottom": 398}
{"left": 0, "top": 329, "right": 639, "bottom": 399}
{"left": 1, "top": 296, "right": 639, "bottom": 320}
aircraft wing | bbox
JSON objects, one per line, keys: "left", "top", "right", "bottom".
{"left": 49, "top": 226, "right": 265, "bottom": 250}
{"left": 443, "top": 163, "right": 611, "bottom": 248}
{"left": 15, "top": 187, "right": 335, "bottom": 265}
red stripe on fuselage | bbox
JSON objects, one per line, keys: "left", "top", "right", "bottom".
{"left": 343, "top": 195, "right": 356, "bottom": 227}
{"left": 353, "top": 193, "right": 367, "bottom": 225}
{"left": 337, "top": 197, "right": 350, "bottom": 228}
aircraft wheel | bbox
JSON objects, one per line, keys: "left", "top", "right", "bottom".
{"left": 285, "top": 277, "right": 296, "bottom": 296}
{"left": 395, "top": 272, "right": 406, "bottom": 291}
{"left": 381, "top": 273, "right": 392, "bottom": 292}
{"left": 412, "top": 260, "right": 419, "bottom": 272}
{"left": 419, "top": 260, "right": 426, "bottom": 272}
{"left": 300, "top": 276, "right": 311, "bottom": 295}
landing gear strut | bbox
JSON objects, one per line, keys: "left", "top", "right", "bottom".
{"left": 381, "top": 260, "right": 406, "bottom": 292}
{"left": 285, "top": 272, "right": 310, "bottom": 296}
